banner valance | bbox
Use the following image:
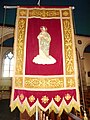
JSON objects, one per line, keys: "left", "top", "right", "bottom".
{"left": 11, "top": 6, "right": 80, "bottom": 116}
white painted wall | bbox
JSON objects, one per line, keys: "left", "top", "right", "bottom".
{"left": 75, "top": 35, "right": 90, "bottom": 57}
{"left": 75, "top": 35, "right": 90, "bottom": 87}
{"left": 84, "top": 53, "right": 90, "bottom": 86}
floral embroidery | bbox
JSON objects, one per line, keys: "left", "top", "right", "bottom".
{"left": 54, "top": 95, "right": 61, "bottom": 102}
{"left": 65, "top": 93, "right": 71, "bottom": 100}
{"left": 41, "top": 95, "right": 49, "bottom": 104}
{"left": 29, "top": 95, "right": 35, "bottom": 102}
{"left": 20, "top": 94, "right": 24, "bottom": 100}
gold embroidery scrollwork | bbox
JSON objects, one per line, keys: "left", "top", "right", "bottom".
{"left": 66, "top": 77, "right": 75, "bottom": 87}
{"left": 19, "top": 9, "right": 27, "bottom": 17}
{"left": 25, "top": 77, "right": 64, "bottom": 89}
{"left": 15, "top": 77, "right": 23, "bottom": 88}
{"left": 63, "top": 19, "right": 74, "bottom": 75}
{"left": 62, "top": 10, "right": 70, "bottom": 17}
{"left": 15, "top": 18, "right": 26, "bottom": 75}
{"left": 29, "top": 9, "right": 60, "bottom": 18}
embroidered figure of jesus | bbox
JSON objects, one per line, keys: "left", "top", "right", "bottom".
{"left": 33, "top": 26, "right": 56, "bottom": 65}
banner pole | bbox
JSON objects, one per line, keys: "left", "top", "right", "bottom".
{"left": 36, "top": 105, "right": 38, "bottom": 120}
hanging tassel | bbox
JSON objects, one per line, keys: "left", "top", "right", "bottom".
{"left": 84, "top": 111, "right": 88, "bottom": 120}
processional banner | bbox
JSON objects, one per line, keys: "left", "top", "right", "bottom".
{"left": 11, "top": 6, "right": 80, "bottom": 116}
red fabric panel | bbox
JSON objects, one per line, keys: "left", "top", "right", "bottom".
{"left": 14, "top": 89, "right": 76, "bottom": 108}
{"left": 25, "top": 18, "right": 63, "bottom": 75}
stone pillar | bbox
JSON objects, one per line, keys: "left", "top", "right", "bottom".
{"left": 79, "top": 57, "right": 87, "bottom": 91}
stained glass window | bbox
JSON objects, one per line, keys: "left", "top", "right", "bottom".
{"left": 3, "top": 51, "right": 14, "bottom": 77}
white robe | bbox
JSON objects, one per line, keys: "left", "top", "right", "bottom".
{"left": 33, "top": 31, "right": 56, "bottom": 65}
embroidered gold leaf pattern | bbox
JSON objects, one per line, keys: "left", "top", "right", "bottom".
{"left": 65, "top": 94, "right": 71, "bottom": 100}
{"left": 15, "top": 77, "right": 23, "bottom": 88}
{"left": 29, "top": 9, "right": 60, "bottom": 18}
{"left": 25, "top": 77, "right": 64, "bottom": 89}
{"left": 66, "top": 77, "right": 75, "bottom": 87}
{"left": 15, "top": 18, "right": 26, "bottom": 75}
{"left": 20, "top": 94, "right": 24, "bottom": 100}
{"left": 62, "top": 10, "right": 70, "bottom": 17}
{"left": 41, "top": 96, "right": 49, "bottom": 104}
{"left": 63, "top": 19, "right": 74, "bottom": 75}
{"left": 19, "top": 9, "right": 27, "bottom": 16}
{"left": 29, "top": 95, "right": 35, "bottom": 103}
{"left": 54, "top": 95, "right": 61, "bottom": 102}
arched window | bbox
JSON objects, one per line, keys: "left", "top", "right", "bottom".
{"left": 3, "top": 51, "right": 14, "bottom": 77}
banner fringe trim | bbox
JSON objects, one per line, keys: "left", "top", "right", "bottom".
{"left": 10, "top": 97, "right": 80, "bottom": 117}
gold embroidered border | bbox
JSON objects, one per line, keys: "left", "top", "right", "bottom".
{"left": 62, "top": 10, "right": 70, "bottom": 17}
{"left": 15, "top": 77, "right": 23, "bottom": 88}
{"left": 15, "top": 18, "right": 26, "bottom": 75}
{"left": 62, "top": 19, "right": 74, "bottom": 75}
{"left": 19, "top": 9, "right": 27, "bottom": 17}
{"left": 25, "top": 77, "right": 64, "bottom": 88}
{"left": 29, "top": 9, "right": 60, "bottom": 18}
{"left": 18, "top": 8, "right": 71, "bottom": 18}
{"left": 66, "top": 77, "right": 75, "bottom": 87}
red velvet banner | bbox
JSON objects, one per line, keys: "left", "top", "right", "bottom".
{"left": 25, "top": 18, "right": 63, "bottom": 75}
{"left": 11, "top": 6, "right": 80, "bottom": 116}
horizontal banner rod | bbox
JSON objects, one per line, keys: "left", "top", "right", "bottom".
{"left": 4, "top": 5, "right": 75, "bottom": 9}
{"left": 4, "top": 6, "right": 19, "bottom": 9}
